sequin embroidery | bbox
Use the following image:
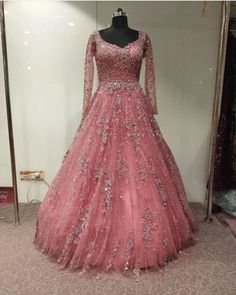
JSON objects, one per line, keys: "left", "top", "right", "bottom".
{"left": 34, "top": 28, "right": 198, "bottom": 280}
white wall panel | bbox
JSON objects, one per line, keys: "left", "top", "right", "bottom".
{"left": 0, "top": 1, "right": 96, "bottom": 202}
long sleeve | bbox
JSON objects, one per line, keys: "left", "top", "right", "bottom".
{"left": 143, "top": 33, "right": 158, "bottom": 115}
{"left": 82, "top": 32, "right": 96, "bottom": 119}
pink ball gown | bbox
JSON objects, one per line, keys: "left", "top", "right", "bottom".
{"left": 34, "top": 29, "right": 198, "bottom": 279}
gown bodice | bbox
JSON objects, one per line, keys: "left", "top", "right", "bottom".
{"left": 95, "top": 30, "right": 143, "bottom": 84}
{"left": 82, "top": 29, "right": 158, "bottom": 119}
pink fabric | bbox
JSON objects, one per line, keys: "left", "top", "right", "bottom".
{"left": 34, "top": 30, "right": 198, "bottom": 279}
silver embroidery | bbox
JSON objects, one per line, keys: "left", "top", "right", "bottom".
{"left": 123, "top": 232, "right": 134, "bottom": 273}
{"left": 94, "top": 166, "right": 102, "bottom": 179}
{"left": 118, "top": 158, "right": 129, "bottom": 177}
{"left": 77, "top": 151, "right": 89, "bottom": 173}
{"left": 154, "top": 177, "right": 168, "bottom": 207}
{"left": 105, "top": 80, "right": 140, "bottom": 90}
{"left": 102, "top": 175, "right": 113, "bottom": 214}
{"left": 106, "top": 239, "right": 120, "bottom": 270}
{"left": 57, "top": 203, "right": 92, "bottom": 263}
{"left": 97, "top": 115, "right": 110, "bottom": 145}
{"left": 138, "top": 165, "right": 156, "bottom": 182}
{"left": 115, "top": 94, "right": 122, "bottom": 111}
{"left": 142, "top": 206, "right": 157, "bottom": 248}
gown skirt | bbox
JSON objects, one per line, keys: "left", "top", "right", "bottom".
{"left": 33, "top": 29, "right": 199, "bottom": 279}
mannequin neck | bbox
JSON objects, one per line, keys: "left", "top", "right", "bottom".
{"left": 111, "top": 16, "right": 129, "bottom": 30}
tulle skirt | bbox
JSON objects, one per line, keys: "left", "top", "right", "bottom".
{"left": 34, "top": 82, "right": 199, "bottom": 280}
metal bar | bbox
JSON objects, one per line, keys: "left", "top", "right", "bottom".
{"left": 204, "top": 1, "right": 231, "bottom": 223}
{"left": 0, "top": 1, "right": 20, "bottom": 225}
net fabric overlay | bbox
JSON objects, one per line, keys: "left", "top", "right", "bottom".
{"left": 34, "top": 29, "right": 199, "bottom": 281}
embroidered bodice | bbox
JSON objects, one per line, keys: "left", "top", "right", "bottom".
{"left": 83, "top": 29, "right": 158, "bottom": 118}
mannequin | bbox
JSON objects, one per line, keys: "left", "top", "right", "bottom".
{"left": 34, "top": 6, "right": 199, "bottom": 278}
{"left": 99, "top": 8, "right": 139, "bottom": 48}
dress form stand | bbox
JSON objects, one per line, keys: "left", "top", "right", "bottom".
{"left": 99, "top": 8, "right": 139, "bottom": 48}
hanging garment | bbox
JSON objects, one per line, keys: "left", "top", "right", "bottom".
{"left": 34, "top": 29, "right": 198, "bottom": 279}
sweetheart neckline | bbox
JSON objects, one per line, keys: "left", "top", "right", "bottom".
{"left": 96, "top": 30, "right": 141, "bottom": 49}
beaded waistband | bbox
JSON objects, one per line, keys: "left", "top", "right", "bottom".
{"left": 98, "top": 80, "right": 140, "bottom": 90}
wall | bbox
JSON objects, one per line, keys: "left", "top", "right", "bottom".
{"left": 0, "top": 1, "right": 221, "bottom": 203}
